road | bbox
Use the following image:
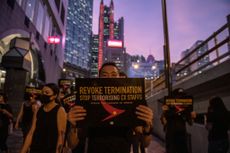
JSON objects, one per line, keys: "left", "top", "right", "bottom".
{"left": 7, "top": 129, "right": 166, "bottom": 153}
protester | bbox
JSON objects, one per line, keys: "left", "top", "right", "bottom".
{"left": 67, "top": 62, "right": 153, "bottom": 153}
{"left": 161, "top": 88, "right": 196, "bottom": 153}
{"left": 0, "top": 92, "right": 13, "bottom": 153}
{"left": 20, "top": 83, "right": 67, "bottom": 153}
{"left": 206, "top": 96, "right": 230, "bottom": 153}
{"left": 119, "top": 70, "right": 149, "bottom": 153}
{"left": 15, "top": 89, "right": 41, "bottom": 141}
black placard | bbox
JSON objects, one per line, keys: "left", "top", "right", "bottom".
{"left": 59, "top": 79, "right": 72, "bottom": 87}
{"left": 63, "top": 94, "right": 76, "bottom": 105}
{"left": 58, "top": 79, "right": 72, "bottom": 96}
{"left": 164, "top": 96, "right": 193, "bottom": 113}
{"left": 75, "top": 78, "right": 146, "bottom": 128}
{"left": 25, "top": 86, "right": 42, "bottom": 94}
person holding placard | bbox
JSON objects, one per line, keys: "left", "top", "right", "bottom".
{"left": 68, "top": 62, "right": 153, "bottom": 153}
{"left": 161, "top": 88, "right": 196, "bottom": 153}
{"left": 15, "top": 87, "right": 41, "bottom": 141}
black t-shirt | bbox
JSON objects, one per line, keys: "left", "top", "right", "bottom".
{"left": 75, "top": 127, "right": 132, "bottom": 153}
{"left": 164, "top": 109, "right": 191, "bottom": 135}
{"left": 21, "top": 102, "right": 34, "bottom": 126}
{"left": 0, "top": 103, "right": 13, "bottom": 128}
{"left": 207, "top": 111, "right": 230, "bottom": 140}
{"left": 30, "top": 105, "right": 60, "bottom": 153}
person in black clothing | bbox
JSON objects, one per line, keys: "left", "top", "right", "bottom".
{"left": 120, "top": 70, "right": 149, "bottom": 153}
{"left": 20, "top": 83, "right": 67, "bottom": 153}
{"left": 0, "top": 92, "right": 13, "bottom": 153}
{"left": 15, "top": 90, "right": 41, "bottom": 141}
{"left": 206, "top": 96, "right": 230, "bottom": 153}
{"left": 161, "top": 88, "right": 196, "bottom": 153}
{"left": 67, "top": 62, "right": 153, "bottom": 153}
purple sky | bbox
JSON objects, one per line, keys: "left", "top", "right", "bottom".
{"left": 92, "top": 0, "right": 230, "bottom": 62}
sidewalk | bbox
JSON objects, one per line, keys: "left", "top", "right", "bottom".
{"left": 147, "top": 136, "right": 166, "bottom": 153}
{"left": 7, "top": 129, "right": 23, "bottom": 153}
{"left": 7, "top": 129, "right": 165, "bottom": 153}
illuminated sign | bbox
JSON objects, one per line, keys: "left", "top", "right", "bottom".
{"left": 48, "top": 36, "right": 61, "bottom": 44}
{"left": 107, "top": 40, "right": 123, "bottom": 48}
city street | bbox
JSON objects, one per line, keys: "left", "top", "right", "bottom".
{"left": 7, "top": 129, "right": 165, "bottom": 153}
{"left": 1, "top": 0, "right": 229, "bottom": 153}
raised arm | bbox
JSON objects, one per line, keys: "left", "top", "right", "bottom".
{"left": 135, "top": 105, "right": 154, "bottom": 147}
{"left": 56, "top": 107, "right": 67, "bottom": 153}
{"left": 67, "top": 105, "right": 86, "bottom": 149}
{"left": 15, "top": 103, "right": 24, "bottom": 129}
{"left": 20, "top": 107, "right": 38, "bottom": 153}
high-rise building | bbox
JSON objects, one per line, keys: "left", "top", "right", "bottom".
{"left": 98, "top": 0, "right": 125, "bottom": 71}
{"left": 104, "top": 40, "right": 126, "bottom": 72}
{"left": 190, "top": 40, "right": 209, "bottom": 72}
{"left": 64, "top": 0, "right": 93, "bottom": 78}
{"left": 180, "top": 40, "right": 209, "bottom": 75}
{"left": 90, "top": 34, "right": 99, "bottom": 77}
{"left": 115, "top": 17, "right": 124, "bottom": 44}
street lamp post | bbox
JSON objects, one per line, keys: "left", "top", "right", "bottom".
{"left": 161, "top": 0, "right": 172, "bottom": 96}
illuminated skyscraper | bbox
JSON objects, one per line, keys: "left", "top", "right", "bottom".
{"left": 64, "top": 0, "right": 93, "bottom": 78}
{"left": 114, "top": 17, "right": 125, "bottom": 44}
{"left": 98, "top": 0, "right": 116, "bottom": 70}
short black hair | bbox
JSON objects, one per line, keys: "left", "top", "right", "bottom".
{"left": 119, "top": 71, "right": 127, "bottom": 78}
{"left": 44, "top": 83, "right": 60, "bottom": 104}
{"left": 99, "top": 62, "right": 119, "bottom": 76}
{"left": 172, "top": 88, "right": 186, "bottom": 97}
{"left": 45, "top": 83, "right": 59, "bottom": 96}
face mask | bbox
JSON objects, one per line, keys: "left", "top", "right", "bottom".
{"left": 41, "top": 95, "right": 52, "bottom": 104}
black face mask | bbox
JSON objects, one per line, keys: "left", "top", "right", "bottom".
{"left": 41, "top": 95, "right": 52, "bottom": 104}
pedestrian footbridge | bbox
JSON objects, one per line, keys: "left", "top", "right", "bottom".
{"left": 145, "top": 15, "right": 230, "bottom": 153}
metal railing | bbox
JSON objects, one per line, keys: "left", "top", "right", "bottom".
{"left": 146, "top": 15, "right": 230, "bottom": 97}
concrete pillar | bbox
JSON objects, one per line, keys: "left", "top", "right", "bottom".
{"left": 1, "top": 37, "right": 31, "bottom": 114}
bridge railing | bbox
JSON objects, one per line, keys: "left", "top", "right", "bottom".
{"left": 146, "top": 15, "right": 230, "bottom": 96}
{"left": 175, "top": 23, "right": 230, "bottom": 83}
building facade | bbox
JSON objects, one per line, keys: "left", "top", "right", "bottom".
{"left": 114, "top": 17, "right": 124, "bottom": 44}
{"left": 98, "top": 0, "right": 125, "bottom": 71}
{"left": 104, "top": 41, "right": 126, "bottom": 72}
{"left": 179, "top": 40, "right": 210, "bottom": 78}
{"left": 128, "top": 55, "right": 164, "bottom": 79}
{"left": 0, "top": 0, "right": 67, "bottom": 109}
{"left": 90, "top": 34, "right": 99, "bottom": 77}
{"left": 64, "top": 0, "right": 93, "bottom": 79}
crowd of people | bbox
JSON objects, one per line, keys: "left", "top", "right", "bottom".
{"left": 0, "top": 62, "right": 229, "bottom": 153}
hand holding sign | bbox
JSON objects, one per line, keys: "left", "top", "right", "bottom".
{"left": 136, "top": 105, "right": 153, "bottom": 126}
{"left": 68, "top": 105, "right": 87, "bottom": 127}
{"left": 136, "top": 105, "right": 153, "bottom": 134}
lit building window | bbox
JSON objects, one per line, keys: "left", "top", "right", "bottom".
{"left": 25, "top": 0, "right": 36, "bottom": 21}
{"left": 133, "top": 64, "right": 139, "bottom": 69}
{"left": 43, "top": 15, "right": 51, "bottom": 41}
{"left": 35, "top": 1, "right": 45, "bottom": 34}
{"left": 16, "top": 0, "right": 23, "bottom": 6}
